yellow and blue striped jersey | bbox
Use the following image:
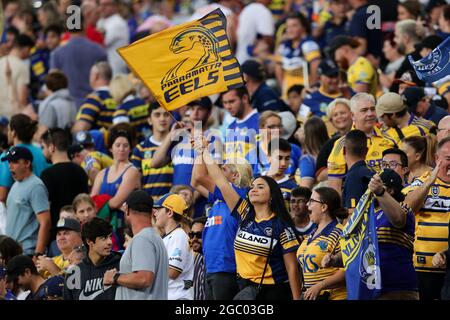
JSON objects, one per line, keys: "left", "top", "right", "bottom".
{"left": 382, "top": 114, "right": 435, "bottom": 145}
{"left": 328, "top": 126, "right": 396, "bottom": 179}
{"left": 232, "top": 198, "right": 299, "bottom": 285}
{"left": 347, "top": 56, "right": 378, "bottom": 97}
{"left": 113, "top": 95, "right": 151, "bottom": 142}
{"left": 82, "top": 151, "right": 113, "bottom": 172}
{"left": 297, "top": 220, "right": 347, "bottom": 300}
{"left": 76, "top": 88, "right": 117, "bottom": 129}
{"left": 404, "top": 172, "right": 450, "bottom": 273}
{"left": 131, "top": 136, "right": 173, "bottom": 200}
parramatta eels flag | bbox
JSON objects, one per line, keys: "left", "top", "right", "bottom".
{"left": 409, "top": 35, "right": 450, "bottom": 84}
{"left": 340, "top": 190, "right": 382, "bottom": 300}
{"left": 118, "top": 9, "right": 244, "bottom": 111}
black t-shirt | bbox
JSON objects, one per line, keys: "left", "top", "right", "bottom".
{"left": 348, "top": 4, "right": 382, "bottom": 58}
{"left": 40, "top": 162, "right": 89, "bottom": 236}
{"left": 342, "top": 160, "right": 375, "bottom": 209}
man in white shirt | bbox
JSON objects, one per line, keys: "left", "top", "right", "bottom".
{"left": 154, "top": 193, "right": 194, "bottom": 300}
{"left": 97, "top": 0, "right": 129, "bottom": 75}
{"left": 236, "top": 0, "right": 274, "bottom": 63}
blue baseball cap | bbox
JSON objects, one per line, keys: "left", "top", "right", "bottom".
{"left": 0, "top": 116, "right": 9, "bottom": 126}
{"left": 0, "top": 265, "right": 7, "bottom": 279}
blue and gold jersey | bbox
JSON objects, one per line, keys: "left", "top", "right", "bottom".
{"left": 225, "top": 110, "right": 259, "bottom": 163}
{"left": 30, "top": 47, "right": 50, "bottom": 84}
{"left": 76, "top": 88, "right": 117, "bottom": 129}
{"left": 276, "top": 175, "right": 298, "bottom": 210}
{"left": 82, "top": 151, "right": 113, "bottom": 172}
{"left": 375, "top": 203, "right": 417, "bottom": 292}
{"left": 328, "top": 126, "right": 396, "bottom": 179}
{"left": 404, "top": 173, "right": 450, "bottom": 273}
{"left": 382, "top": 114, "right": 435, "bottom": 145}
{"left": 296, "top": 220, "right": 347, "bottom": 300}
{"left": 232, "top": 198, "right": 299, "bottom": 284}
{"left": 113, "top": 95, "right": 151, "bottom": 142}
{"left": 131, "top": 136, "right": 173, "bottom": 200}
{"left": 347, "top": 56, "right": 378, "bottom": 97}
{"left": 301, "top": 88, "right": 342, "bottom": 118}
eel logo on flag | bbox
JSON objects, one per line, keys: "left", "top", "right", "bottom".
{"left": 118, "top": 9, "right": 243, "bottom": 111}
{"left": 409, "top": 36, "right": 450, "bottom": 84}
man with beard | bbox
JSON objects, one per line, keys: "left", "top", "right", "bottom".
{"left": 189, "top": 217, "right": 207, "bottom": 300}
{"left": 391, "top": 19, "right": 425, "bottom": 92}
{"left": 329, "top": 35, "right": 378, "bottom": 97}
{"left": 64, "top": 217, "right": 120, "bottom": 300}
{"left": 103, "top": 190, "right": 168, "bottom": 300}
{"left": 327, "top": 93, "right": 396, "bottom": 194}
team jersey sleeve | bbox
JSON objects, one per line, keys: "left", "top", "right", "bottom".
{"left": 279, "top": 220, "right": 300, "bottom": 254}
{"left": 301, "top": 40, "right": 321, "bottom": 63}
{"left": 0, "top": 153, "right": 13, "bottom": 187}
{"left": 300, "top": 155, "right": 316, "bottom": 179}
{"left": 131, "top": 145, "right": 143, "bottom": 171}
{"left": 113, "top": 106, "right": 130, "bottom": 124}
{"left": 231, "top": 197, "right": 251, "bottom": 222}
{"left": 327, "top": 138, "right": 346, "bottom": 178}
{"left": 167, "top": 231, "right": 190, "bottom": 273}
{"left": 76, "top": 95, "right": 102, "bottom": 124}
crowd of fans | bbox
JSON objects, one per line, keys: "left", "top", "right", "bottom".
{"left": 0, "top": 0, "right": 450, "bottom": 301}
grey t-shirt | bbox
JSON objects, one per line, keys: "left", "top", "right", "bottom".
{"left": 115, "top": 227, "right": 168, "bottom": 300}
{"left": 5, "top": 174, "right": 49, "bottom": 255}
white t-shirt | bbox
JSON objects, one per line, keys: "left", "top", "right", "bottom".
{"left": 163, "top": 227, "right": 194, "bottom": 300}
{"left": 236, "top": 3, "right": 274, "bottom": 63}
{"left": 97, "top": 14, "right": 129, "bottom": 75}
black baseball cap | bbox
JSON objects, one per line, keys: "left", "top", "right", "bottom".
{"left": 318, "top": 59, "right": 339, "bottom": 77}
{"left": 1, "top": 146, "right": 33, "bottom": 163}
{"left": 67, "top": 144, "right": 84, "bottom": 160}
{"left": 126, "top": 189, "right": 154, "bottom": 213}
{"left": 6, "top": 255, "right": 36, "bottom": 282}
{"left": 73, "top": 131, "right": 94, "bottom": 148}
{"left": 402, "top": 86, "right": 426, "bottom": 113}
{"left": 53, "top": 218, "right": 81, "bottom": 233}
{"left": 380, "top": 169, "right": 404, "bottom": 199}
{"left": 187, "top": 96, "right": 213, "bottom": 111}
{"left": 241, "top": 59, "right": 265, "bottom": 81}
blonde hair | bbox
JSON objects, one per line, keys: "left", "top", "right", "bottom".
{"left": 224, "top": 158, "right": 253, "bottom": 188}
{"left": 109, "top": 74, "right": 135, "bottom": 103}
{"left": 72, "top": 193, "right": 96, "bottom": 212}
{"left": 396, "top": 19, "right": 424, "bottom": 44}
{"left": 259, "top": 111, "right": 281, "bottom": 128}
{"left": 327, "top": 98, "right": 351, "bottom": 120}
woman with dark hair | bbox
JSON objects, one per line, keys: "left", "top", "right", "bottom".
{"left": 296, "top": 116, "right": 330, "bottom": 188}
{"left": 401, "top": 135, "right": 435, "bottom": 185}
{"left": 297, "top": 187, "right": 347, "bottom": 300}
{"left": 0, "top": 114, "right": 50, "bottom": 203}
{"left": 194, "top": 138, "right": 301, "bottom": 300}
{"left": 91, "top": 123, "right": 140, "bottom": 210}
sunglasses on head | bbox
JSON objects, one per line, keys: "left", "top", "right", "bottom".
{"left": 188, "top": 231, "right": 202, "bottom": 239}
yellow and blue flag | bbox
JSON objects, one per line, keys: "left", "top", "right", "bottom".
{"left": 409, "top": 36, "right": 450, "bottom": 84}
{"left": 340, "top": 190, "right": 382, "bottom": 300}
{"left": 117, "top": 9, "right": 244, "bottom": 111}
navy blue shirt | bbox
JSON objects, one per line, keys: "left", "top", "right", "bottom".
{"left": 342, "top": 160, "right": 374, "bottom": 209}
{"left": 251, "top": 83, "right": 290, "bottom": 112}
{"left": 348, "top": 4, "right": 382, "bottom": 58}
{"left": 424, "top": 103, "right": 448, "bottom": 126}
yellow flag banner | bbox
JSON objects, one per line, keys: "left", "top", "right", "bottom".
{"left": 117, "top": 9, "right": 244, "bottom": 111}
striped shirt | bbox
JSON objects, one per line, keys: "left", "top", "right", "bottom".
{"left": 193, "top": 252, "right": 206, "bottom": 300}
{"left": 76, "top": 88, "right": 117, "bottom": 129}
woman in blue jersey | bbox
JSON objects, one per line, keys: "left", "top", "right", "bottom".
{"left": 191, "top": 154, "right": 253, "bottom": 300}
{"left": 297, "top": 187, "right": 347, "bottom": 300}
{"left": 194, "top": 137, "right": 302, "bottom": 300}
{"left": 295, "top": 116, "right": 329, "bottom": 188}
{"left": 91, "top": 125, "right": 141, "bottom": 210}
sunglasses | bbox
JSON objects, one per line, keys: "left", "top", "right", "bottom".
{"left": 188, "top": 232, "right": 202, "bottom": 239}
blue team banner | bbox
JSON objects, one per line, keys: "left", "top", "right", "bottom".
{"left": 340, "top": 190, "right": 382, "bottom": 300}
{"left": 409, "top": 36, "right": 450, "bottom": 84}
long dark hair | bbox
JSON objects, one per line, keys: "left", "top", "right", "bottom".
{"left": 314, "top": 187, "right": 348, "bottom": 221}
{"left": 246, "top": 176, "right": 298, "bottom": 238}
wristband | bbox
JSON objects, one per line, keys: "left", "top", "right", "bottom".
{"left": 112, "top": 273, "right": 121, "bottom": 286}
